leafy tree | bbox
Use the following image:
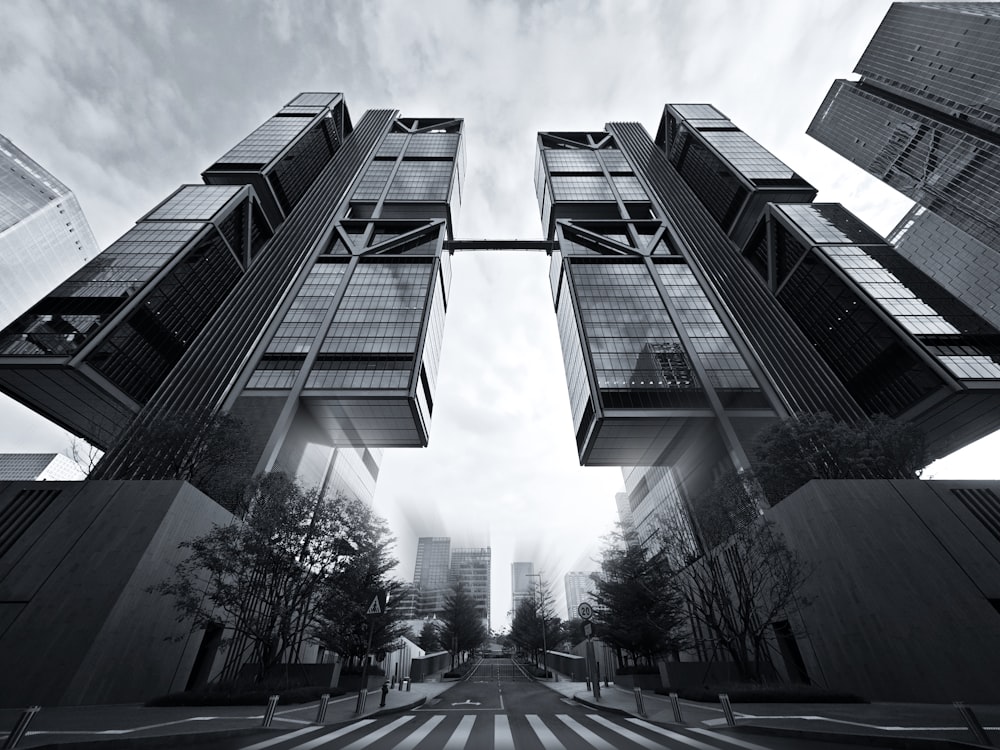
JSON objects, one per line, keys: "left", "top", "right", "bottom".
{"left": 752, "top": 412, "right": 925, "bottom": 503}
{"left": 509, "top": 586, "right": 561, "bottom": 668}
{"left": 150, "top": 472, "right": 380, "bottom": 683}
{"left": 417, "top": 621, "right": 441, "bottom": 652}
{"left": 438, "top": 582, "right": 487, "bottom": 668}
{"left": 591, "top": 531, "right": 688, "bottom": 667}
{"left": 95, "top": 407, "right": 257, "bottom": 512}
{"left": 311, "top": 504, "right": 411, "bottom": 665}
{"left": 560, "top": 618, "right": 587, "bottom": 649}
{"left": 673, "top": 471, "right": 810, "bottom": 682}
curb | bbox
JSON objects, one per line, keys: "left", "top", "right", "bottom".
{"left": 572, "top": 694, "right": 642, "bottom": 719}
{"left": 733, "top": 724, "right": 987, "bottom": 750}
{"left": 364, "top": 695, "right": 427, "bottom": 718}
{"left": 28, "top": 727, "right": 265, "bottom": 750}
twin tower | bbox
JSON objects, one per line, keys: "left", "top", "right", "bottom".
{"left": 1, "top": 92, "right": 1000, "bottom": 518}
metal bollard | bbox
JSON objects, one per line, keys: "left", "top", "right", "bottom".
{"left": 633, "top": 687, "right": 646, "bottom": 716}
{"left": 3, "top": 706, "right": 40, "bottom": 749}
{"left": 262, "top": 695, "right": 279, "bottom": 727}
{"left": 405, "top": 678, "right": 411, "bottom": 692}
{"left": 669, "top": 692, "right": 683, "bottom": 723}
{"left": 719, "top": 693, "right": 736, "bottom": 727}
{"left": 585, "top": 673, "right": 591, "bottom": 690}
{"left": 954, "top": 702, "right": 993, "bottom": 746}
{"left": 314, "top": 694, "right": 330, "bottom": 724}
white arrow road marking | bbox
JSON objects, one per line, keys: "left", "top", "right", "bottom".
{"left": 450, "top": 700, "right": 482, "bottom": 706}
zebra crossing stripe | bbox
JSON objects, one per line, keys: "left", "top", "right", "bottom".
{"left": 626, "top": 718, "right": 721, "bottom": 749}
{"left": 587, "top": 714, "right": 663, "bottom": 748}
{"left": 238, "top": 725, "right": 326, "bottom": 750}
{"left": 526, "top": 714, "right": 567, "bottom": 750}
{"left": 494, "top": 715, "right": 515, "bottom": 750}
{"left": 292, "top": 719, "right": 376, "bottom": 750}
{"left": 442, "top": 715, "right": 475, "bottom": 750}
{"left": 556, "top": 715, "right": 618, "bottom": 750}
{"left": 688, "top": 727, "right": 773, "bottom": 749}
{"left": 340, "top": 716, "right": 415, "bottom": 749}
{"left": 391, "top": 714, "right": 445, "bottom": 750}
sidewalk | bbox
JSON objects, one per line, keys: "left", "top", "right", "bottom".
{"left": 0, "top": 681, "right": 458, "bottom": 749}
{"left": 541, "top": 677, "right": 1000, "bottom": 748}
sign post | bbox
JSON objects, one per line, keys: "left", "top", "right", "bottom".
{"left": 355, "top": 590, "right": 389, "bottom": 715}
{"left": 578, "top": 602, "right": 600, "bottom": 700}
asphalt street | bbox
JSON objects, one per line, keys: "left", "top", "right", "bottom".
{"left": 206, "top": 659, "right": 893, "bottom": 749}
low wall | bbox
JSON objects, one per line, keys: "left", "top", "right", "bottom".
{"left": 545, "top": 650, "right": 587, "bottom": 681}
{"left": 410, "top": 650, "right": 451, "bottom": 682}
{"left": 769, "top": 479, "right": 1000, "bottom": 702}
{"left": 0, "top": 480, "right": 234, "bottom": 707}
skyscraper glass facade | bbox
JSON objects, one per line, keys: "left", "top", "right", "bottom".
{"left": 808, "top": 2, "right": 1000, "bottom": 253}
{"left": 888, "top": 205, "right": 1000, "bottom": 331}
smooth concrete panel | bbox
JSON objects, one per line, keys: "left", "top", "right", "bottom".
{"left": 916, "top": 481, "right": 1000, "bottom": 597}
{"left": 63, "top": 482, "right": 233, "bottom": 704}
{"left": 769, "top": 479, "right": 1000, "bottom": 702}
{"left": 0, "top": 481, "right": 234, "bottom": 707}
{"left": 0, "top": 481, "right": 112, "bottom": 600}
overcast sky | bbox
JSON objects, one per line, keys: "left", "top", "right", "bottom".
{"left": 3, "top": 0, "right": 997, "bottom": 628}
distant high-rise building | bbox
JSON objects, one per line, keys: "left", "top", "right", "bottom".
{"left": 614, "top": 491, "right": 633, "bottom": 534}
{"left": 807, "top": 2, "right": 1000, "bottom": 253}
{"left": 510, "top": 561, "right": 534, "bottom": 616}
{"left": 564, "top": 571, "right": 596, "bottom": 621}
{"left": 0, "top": 134, "right": 99, "bottom": 330}
{"left": 412, "top": 536, "right": 451, "bottom": 619}
{"left": 0, "top": 453, "right": 85, "bottom": 481}
{"left": 451, "top": 547, "right": 491, "bottom": 631}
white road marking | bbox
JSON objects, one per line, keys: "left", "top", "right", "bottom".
{"left": 556, "top": 714, "right": 617, "bottom": 750}
{"left": 291, "top": 719, "right": 375, "bottom": 750}
{"left": 626, "top": 719, "right": 721, "bottom": 749}
{"left": 588, "top": 714, "right": 663, "bottom": 748}
{"left": 442, "top": 714, "right": 476, "bottom": 750}
{"left": 392, "top": 715, "right": 445, "bottom": 750}
{"left": 689, "top": 728, "right": 776, "bottom": 749}
{"left": 527, "top": 715, "right": 566, "bottom": 750}
{"left": 237, "top": 726, "right": 325, "bottom": 750}
{"left": 340, "top": 716, "right": 414, "bottom": 749}
{"left": 494, "top": 715, "right": 515, "bottom": 750}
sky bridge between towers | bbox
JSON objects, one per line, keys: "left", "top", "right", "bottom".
{"left": 444, "top": 239, "right": 557, "bottom": 254}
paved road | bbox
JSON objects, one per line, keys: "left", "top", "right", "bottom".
{"left": 215, "top": 659, "right": 891, "bottom": 749}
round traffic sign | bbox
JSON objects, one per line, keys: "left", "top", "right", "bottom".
{"left": 577, "top": 602, "right": 594, "bottom": 620}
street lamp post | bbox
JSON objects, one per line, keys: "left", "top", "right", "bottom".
{"left": 527, "top": 573, "right": 548, "bottom": 681}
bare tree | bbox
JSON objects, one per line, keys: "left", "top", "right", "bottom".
{"left": 67, "top": 434, "right": 103, "bottom": 476}
{"left": 667, "top": 472, "right": 810, "bottom": 682}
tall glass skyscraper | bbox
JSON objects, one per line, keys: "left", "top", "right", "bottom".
{"left": 807, "top": 2, "right": 1000, "bottom": 252}
{"left": 0, "top": 94, "right": 463, "bottom": 501}
{"left": 0, "top": 134, "right": 99, "bottom": 330}
{"left": 539, "top": 103, "right": 1000, "bottom": 544}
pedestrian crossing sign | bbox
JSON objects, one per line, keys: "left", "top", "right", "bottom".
{"left": 367, "top": 591, "right": 388, "bottom": 615}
